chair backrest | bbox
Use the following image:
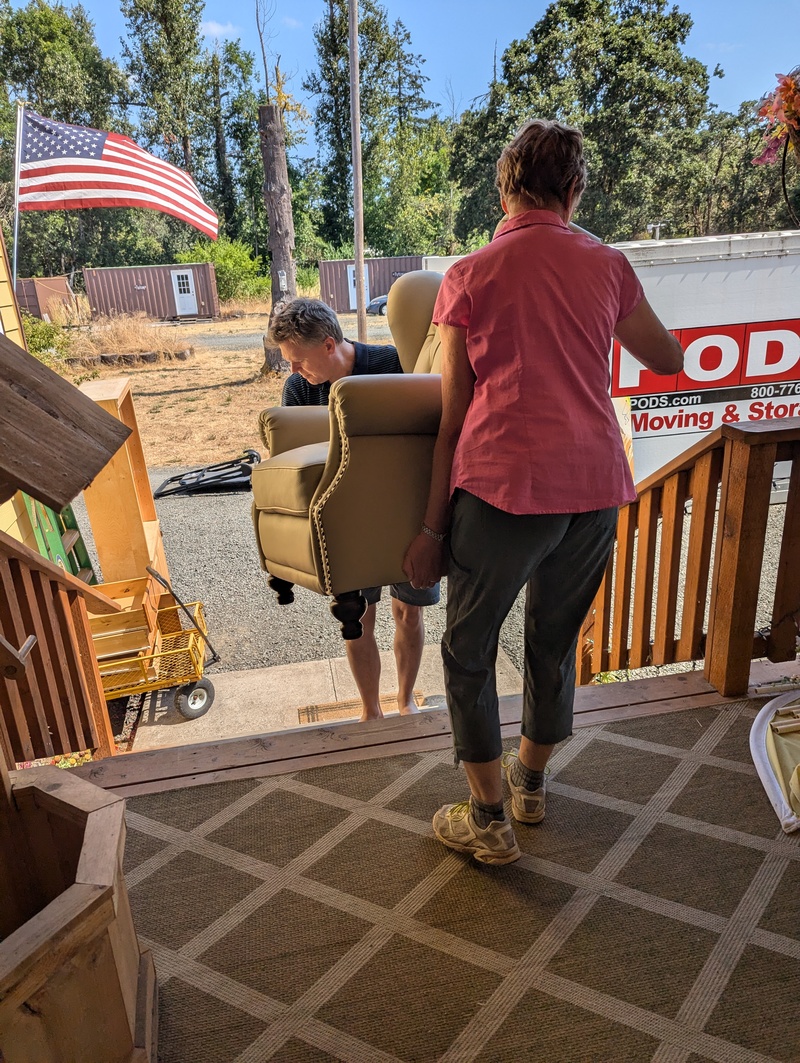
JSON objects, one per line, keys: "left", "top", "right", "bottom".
{"left": 386, "top": 270, "right": 444, "bottom": 374}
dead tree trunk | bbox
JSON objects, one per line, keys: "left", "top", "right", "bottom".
{"left": 259, "top": 103, "right": 297, "bottom": 376}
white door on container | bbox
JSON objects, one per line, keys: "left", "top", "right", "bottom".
{"left": 346, "top": 265, "right": 369, "bottom": 311}
{"left": 171, "top": 269, "right": 198, "bottom": 315}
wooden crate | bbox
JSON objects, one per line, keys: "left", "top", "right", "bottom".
{"left": 0, "top": 767, "right": 157, "bottom": 1062}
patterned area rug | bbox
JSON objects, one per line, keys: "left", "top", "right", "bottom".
{"left": 123, "top": 700, "right": 800, "bottom": 1063}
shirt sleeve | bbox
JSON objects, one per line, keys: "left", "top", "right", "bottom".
{"left": 616, "top": 254, "right": 645, "bottom": 324}
{"left": 432, "top": 265, "right": 471, "bottom": 329}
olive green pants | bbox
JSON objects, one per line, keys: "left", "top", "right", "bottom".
{"left": 443, "top": 490, "right": 618, "bottom": 763}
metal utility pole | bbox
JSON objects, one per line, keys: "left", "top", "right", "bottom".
{"left": 348, "top": 0, "right": 367, "bottom": 342}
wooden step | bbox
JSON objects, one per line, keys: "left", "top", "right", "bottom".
{"left": 77, "top": 567, "right": 95, "bottom": 583}
{"left": 61, "top": 528, "right": 80, "bottom": 552}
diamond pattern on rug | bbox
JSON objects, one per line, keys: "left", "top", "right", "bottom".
{"left": 613, "top": 822, "right": 765, "bottom": 915}
{"left": 317, "top": 935, "right": 503, "bottom": 1061}
{"left": 547, "top": 896, "right": 720, "bottom": 1018}
{"left": 124, "top": 700, "right": 800, "bottom": 1063}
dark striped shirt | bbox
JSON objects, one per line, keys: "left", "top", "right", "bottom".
{"left": 281, "top": 341, "right": 402, "bottom": 407}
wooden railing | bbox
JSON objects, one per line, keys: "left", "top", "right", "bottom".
{"left": 0, "top": 529, "right": 120, "bottom": 768}
{"left": 578, "top": 419, "right": 800, "bottom": 696}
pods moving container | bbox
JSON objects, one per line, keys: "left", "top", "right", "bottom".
{"left": 84, "top": 262, "right": 219, "bottom": 320}
{"left": 319, "top": 256, "right": 423, "bottom": 313}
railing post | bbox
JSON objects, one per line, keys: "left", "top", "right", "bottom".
{"left": 705, "top": 436, "right": 776, "bottom": 695}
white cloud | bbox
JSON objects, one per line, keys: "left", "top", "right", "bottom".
{"left": 282, "top": 16, "right": 303, "bottom": 29}
{"left": 202, "top": 20, "right": 240, "bottom": 38}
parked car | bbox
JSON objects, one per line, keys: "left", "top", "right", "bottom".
{"left": 366, "top": 294, "right": 388, "bottom": 316}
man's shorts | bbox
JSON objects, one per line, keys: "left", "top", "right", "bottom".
{"left": 362, "top": 581, "right": 440, "bottom": 607}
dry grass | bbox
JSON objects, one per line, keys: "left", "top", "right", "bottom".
{"left": 49, "top": 293, "right": 92, "bottom": 327}
{"left": 69, "top": 312, "right": 190, "bottom": 359}
{"left": 73, "top": 311, "right": 394, "bottom": 467}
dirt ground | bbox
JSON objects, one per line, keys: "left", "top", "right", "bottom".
{"left": 75, "top": 311, "right": 393, "bottom": 467}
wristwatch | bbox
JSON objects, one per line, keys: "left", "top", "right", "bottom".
{"left": 421, "top": 523, "right": 447, "bottom": 542}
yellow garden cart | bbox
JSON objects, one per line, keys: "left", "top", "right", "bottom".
{"left": 94, "top": 568, "right": 220, "bottom": 719}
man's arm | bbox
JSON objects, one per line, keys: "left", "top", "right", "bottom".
{"left": 614, "top": 297, "right": 684, "bottom": 376}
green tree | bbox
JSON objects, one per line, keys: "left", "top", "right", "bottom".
{"left": 451, "top": 0, "right": 712, "bottom": 242}
{"left": 120, "top": 0, "right": 203, "bottom": 173}
{"left": 682, "top": 103, "right": 794, "bottom": 235}
{"left": 177, "top": 236, "right": 262, "bottom": 300}
{"left": 302, "top": 0, "right": 428, "bottom": 248}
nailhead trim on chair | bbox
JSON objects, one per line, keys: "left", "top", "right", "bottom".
{"left": 310, "top": 397, "right": 351, "bottom": 595}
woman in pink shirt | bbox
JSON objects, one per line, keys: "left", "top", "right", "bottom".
{"left": 404, "top": 119, "right": 683, "bottom": 865}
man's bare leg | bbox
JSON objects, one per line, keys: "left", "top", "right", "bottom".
{"left": 345, "top": 603, "right": 383, "bottom": 721}
{"left": 392, "top": 598, "right": 424, "bottom": 715}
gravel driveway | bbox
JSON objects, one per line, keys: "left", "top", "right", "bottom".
{"left": 71, "top": 464, "right": 787, "bottom": 683}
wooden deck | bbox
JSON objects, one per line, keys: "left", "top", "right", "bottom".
{"left": 65, "top": 658, "right": 798, "bottom": 798}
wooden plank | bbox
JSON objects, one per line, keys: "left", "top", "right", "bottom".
{"left": 53, "top": 586, "right": 97, "bottom": 754}
{"left": 767, "top": 444, "right": 800, "bottom": 662}
{"left": 20, "top": 567, "right": 72, "bottom": 752}
{"left": 134, "top": 949, "right": 158, "bottom": 1063}
{"left": 590, "top": 553, "right": 614, "bottom": 675}
{"left": 609, "top": 502, "right": 637, "bottom": 671}
{"left": 0, "top": 331, "right": 130, "bottom": 510}
{"left": 705, "top": 438, "right": 777, "bottom": 695}
{"left": 629, "top": 489, "right": 660, "bottom": 669}
{"left": 38, "top": 576, "right": 89, "bottom": 752}
{"left": 0, "top": 556, "right": 36, "bottom": 762}
{"left": 677, "top": 449, "right": 722, "bottom": 661}
{"left": 576, "top": 613, "right": 594, "bottom": 686}
{"left": 652, "top": 471, "right": 687, "bottom": 665}
{"left": 76, "top": 802, "right": 126, "bottom": 888}
{"left": 70, "top": 591, "right": 117, "bottom": 759}
{"left": 0, "top": 883, "right": 113, "bottom": 1013}
{"left": 70, "top": 670, "right": 723, "bottom": 795}
{"left": 0, "top": 528, "right": 121, "bottom": 614}
{"left": 7, "top": 560, "right": 54, "bottom": 758}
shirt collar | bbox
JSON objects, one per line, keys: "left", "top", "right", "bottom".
{"left": 494, "top": 209, "right": 569, "bottom": 239}
{"left": 350, "top": 340, "right": 369, "bottom": 375}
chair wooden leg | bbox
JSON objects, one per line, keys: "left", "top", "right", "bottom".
{"left": 330, "top": 591, "right": 367, "bottom": 640}
{"left": 267, "top": 575, "right": 295, "bottom": 604}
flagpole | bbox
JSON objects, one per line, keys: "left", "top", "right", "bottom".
{"left": 11, "top": 100, "right": 25, "bottom": 289}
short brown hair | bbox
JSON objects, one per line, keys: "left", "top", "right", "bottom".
{"left": 496, "top": 119, "right": 587, "bottom": 209}
{"left": 267, "top": 298, "right": 343, "bottom": 346}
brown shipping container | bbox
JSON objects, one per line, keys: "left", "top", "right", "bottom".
{"left": 83, "top": 262, "right": 220, "bottom": 320}
{"left": 318, "top": 256, "right": 423, "bottom": 313}
{"left": 15, "top": 276, "right": 74, "bottom": 320}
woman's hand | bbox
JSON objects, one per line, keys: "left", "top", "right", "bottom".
{"left": 403, "top": 532, "right": 448, "bottom": 589}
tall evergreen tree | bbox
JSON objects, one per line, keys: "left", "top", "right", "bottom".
{"left": 302, "top": 0, "right": 428, "bottom": 249}
{"left": 120, "top": 0, "right": 203, "bottom": 173}
{"left": 451, "top": 0, "right": 712, "bottom": 242}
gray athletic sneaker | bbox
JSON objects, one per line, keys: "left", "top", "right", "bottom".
{"left": 501, "top": 750, "right": 547, "bottom": 824}
{"left": 432, "top": 800, "right": 521, "bottom": 865}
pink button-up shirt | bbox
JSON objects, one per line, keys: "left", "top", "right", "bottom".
{"left": 432, "top": 209, "right": 642, "bottom": 515}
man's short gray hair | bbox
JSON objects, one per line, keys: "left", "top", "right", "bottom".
{"left": 267, "top": 298, "right": 343, "bottom": 346}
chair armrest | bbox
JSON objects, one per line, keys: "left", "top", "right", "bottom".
{"left": 330, "top": 374, "right": 442, "bottom": 436}
{"left": 259, "top": 406, "right": 331, "bottom": 456}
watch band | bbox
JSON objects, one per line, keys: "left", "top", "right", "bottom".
{"left": 421, "top": 523, "right": 447, "bottom": 542}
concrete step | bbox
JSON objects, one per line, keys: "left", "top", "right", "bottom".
{"left": 131, "top": 644, "right": 523, "bottom": 752}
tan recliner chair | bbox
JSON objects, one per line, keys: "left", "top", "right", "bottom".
{"left": 251, "top": 270, "right": 444, "bottom": 637}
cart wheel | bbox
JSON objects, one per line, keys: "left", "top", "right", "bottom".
{"left": 175, "top": 678, "right": 215, "bottom": 719}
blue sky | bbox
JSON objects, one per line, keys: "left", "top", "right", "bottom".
{"left": 10, "top": 0, "right": 798, "bottom": 129}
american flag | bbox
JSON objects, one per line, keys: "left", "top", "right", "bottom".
{"left": 17, "top": 110, "right": 218, "bottom": 240}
